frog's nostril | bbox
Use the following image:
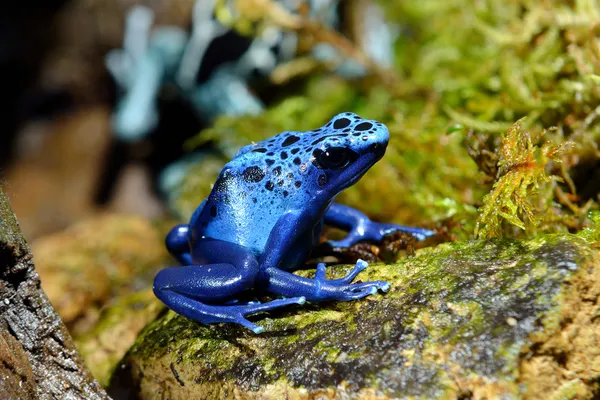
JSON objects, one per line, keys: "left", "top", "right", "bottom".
{"left": 370, "top": 139, "right": 388, "bottom": 155}
{"left": 369, "top": 142, "right": 383, "bottom": 153}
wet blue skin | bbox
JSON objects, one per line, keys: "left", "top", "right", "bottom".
{"left": 154, "top": 112, "right": 434, "bottom": 333}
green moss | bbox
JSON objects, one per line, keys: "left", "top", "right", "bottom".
{"left": 169, "top": 0, "right": 600, "bottom": 243}
{"left": 474, "top": 120, "right": 571, "bottom": 238}
{"left": 578, "top": 210, "right": 600, "bottom": 244}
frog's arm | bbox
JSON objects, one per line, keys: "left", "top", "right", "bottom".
{"left": 165, "top": 224, "right": 192, "bottom": 265}
{"left": 259, "top": 211, "right": 389, "bottom": 301}
{"left": 324, "top": 203, "right": 435, "bottom": 248}
{"left": 165, "top": 199, "right": 206, "bottom": 265}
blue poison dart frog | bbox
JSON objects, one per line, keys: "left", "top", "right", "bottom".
{"left": 154, "top": 113, "right": 435, "bottom": 333}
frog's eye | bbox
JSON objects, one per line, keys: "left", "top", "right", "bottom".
{"left": 313, "top": 147, "right": 355, "bottom": 170}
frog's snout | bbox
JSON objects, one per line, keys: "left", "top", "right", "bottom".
{"left": 367, "top": 122, "right": 390, "bottom": 157}
{"left": 370, "top": 138, "right": 388, "bottom": 153}
{"left": 375, "top": 123, "right": 390, "bottom": 146}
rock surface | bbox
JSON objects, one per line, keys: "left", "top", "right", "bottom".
{"left": 109, "top": 234, "right": 599, "bottom": 399}
{"left": 0, "top": 187, "right": 108, "bottom": 399}
{"left": 32, "top": 214, "right": 171, "bottom": 337}
{"left": 76, "top": 289, "right": 164, "bottom": 387}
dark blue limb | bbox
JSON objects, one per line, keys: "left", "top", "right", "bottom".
{"left": 165, "top": 224, "right": 192, "bottom": 265}
{"left": 154, "top": 291, "right": 304, "bottom": 333}
{"left": 154, "top": 238, "right": 305, "bottom": 333}
{"left": 324, "top": 203, "right": 435, "bottom": 248}
{"left": 315, "top": 260, "right": 370, "bottom": 285}
{"left": 264, "top": 263, "right": 389, "bottom": 302}
{"left": 258, "top": 212, "right": 389, "bottom": 302}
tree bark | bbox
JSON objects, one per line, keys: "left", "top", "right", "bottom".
{"left": 0, "top": 187, "right": 108, "bottom": 399}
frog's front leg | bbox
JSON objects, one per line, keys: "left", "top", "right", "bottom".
{"left": 165, "top": 224, "right": 192, "bottom": 264}
{"left": 154, "top": 238, "right": 305, "bottom": 333}
{"left": 324, "top": 203, "right": 435, "bottom": 248}
{"left": 259, "top": 212, "right": 389, "bottom": 302}
{"left": 165, "top": 199, "right": 208, "bottom": 264}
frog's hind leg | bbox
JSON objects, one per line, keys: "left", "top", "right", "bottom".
{"left": 154, "top": 286, "right": 304, "bottom": 333}
{"left": 154, "top": 239, "right": 305, "bottom": 333}
{"left": 154, "top": 288, "right": 305, "bottom": 333}
{"left": 154, "top": 266, "right": 305, "bottom": 333}
{"left": 325, "top": 203, "right": 435, "bottom": 248}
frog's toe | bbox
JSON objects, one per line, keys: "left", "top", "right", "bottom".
{"left": 235, "top": 317, "right": 264, "bottom": 334}
{"left": 253, "top": 326, "right": 265, "bottom": 334}
{"left": 238, "top": 297, "right": 306, "bottom": 315}
{"left": 350, "top": 280, "right": 389, "bottom": 292}
{"left": 337, "top": 280, "right": 390, "bottom": 300}
{"left": 327, "top": 238, "right": 354, "bottom": 248}
{"left": 341, "top": 285, "right": 378, "bottom": 300}
{"left": 378, "top": 223, "right": 436, "bottom": 241}
{"left": 232, "top": 296, "right": 307, "bottom": 333}
{"left": 329, "top": 259, "right": 369, "bottom": 285}
{"left": 313, "top": 260, "right": 370, "bottom": 287}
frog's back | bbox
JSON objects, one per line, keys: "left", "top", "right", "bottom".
{"left": 197, "top": 165, "right": 294, "bottom": 254}
{"left": 193, "top": 128, "right": 316, "bottom": 254}
{"left": 191, "top": 112, "right": 390, "bottom": 255}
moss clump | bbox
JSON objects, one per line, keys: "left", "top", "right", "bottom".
{"left": 389, "top": 0, "right": 600, "bottom": 134}
{"left": 109, "top": 234, "right": 599, "bottom": 399}
{"left": 474, "top": 119, "right": 572, "bottom": 238}
{"left": 578, "top": 210, "right": 600, "bottom": 245}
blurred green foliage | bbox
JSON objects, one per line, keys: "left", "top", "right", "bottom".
{"left": 176, "top": 0, "right": 600, "bottom": 241}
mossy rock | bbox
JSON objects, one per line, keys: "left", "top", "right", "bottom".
{"left": 32, "top": 214, "right": 173, "bottom": 336}
{"left": 108, "top": 234, "right": 600, "bottom": 399}
{"left": 75, "top": 289, "right": 165, "bottom": 387}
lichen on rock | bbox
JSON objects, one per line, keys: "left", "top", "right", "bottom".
{"left": 108, "top": 233, "right": 599, "bottom": 399}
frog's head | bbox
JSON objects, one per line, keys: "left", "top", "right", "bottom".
{"left": 232, "top": 112, "right": 389, "bottom": 205}
{"left": 304, "top": 112, "right": 389, "bottom": 196}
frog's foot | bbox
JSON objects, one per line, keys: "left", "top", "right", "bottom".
{"left": 265, "top": 263, "right": 389, "bottom": 303}
{"left": 315, "top": 259, "right": 370, "bottom": 286}
{"left": 155, "top": 290, "right": 305, "bottom": 333}
{"left": 328, "top": 222, "right": 435, "bottom": 248}
{"left": 375, "top": 223, "right": 436, "bottom": 242}
{"left": 313, "top": 276, "right": 389, "bottom": 301}
{"left": 324, "top": 204, "right": 435, "bottom": 248}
